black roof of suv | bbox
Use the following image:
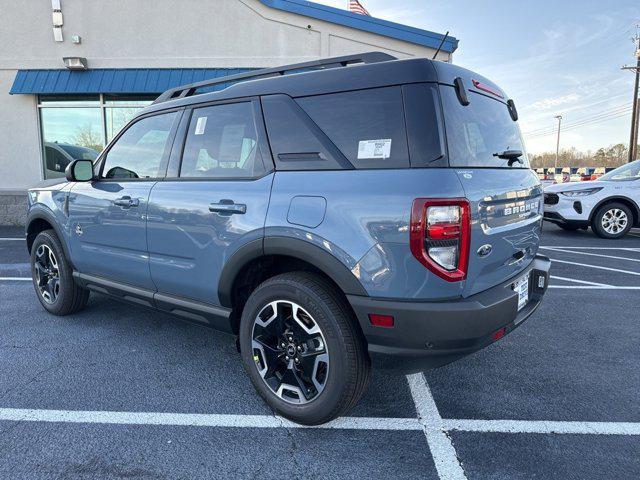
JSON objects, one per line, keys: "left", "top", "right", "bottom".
{"left": 144, "top": 52, "right": 509, "bottom": 115}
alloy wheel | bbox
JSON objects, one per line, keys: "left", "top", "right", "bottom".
{"left": 251, "top": 300, "right": 329, "bottom": 404}
{"left": 601, "top": 208, "right": 628, "bottom": 235}
{"left": 34, "top": 244, "right": 60, "bottom": 304}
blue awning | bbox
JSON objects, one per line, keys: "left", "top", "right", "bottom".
{"left": 9, "top": 68, "right": 255, "bottom": 95}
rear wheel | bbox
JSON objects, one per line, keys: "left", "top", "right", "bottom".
{"left": 30, "top": 230, "right": 89, "bottom": 315}
{"left": 239, "top": 272, "right": 370, "bottom": 425}
{"left": 591, "top": 203, "right": 633, "bottom": 239}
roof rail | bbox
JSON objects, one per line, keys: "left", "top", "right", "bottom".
{"left": 152, "top": 51, "right": 397, "bottom": 104}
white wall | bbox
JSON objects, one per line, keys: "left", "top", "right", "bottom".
{"left": 0, "top": 0, "right": 449, "bottom": 191}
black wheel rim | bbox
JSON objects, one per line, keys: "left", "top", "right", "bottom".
{"left": 34, "top": 244, "right": 60, "bottom": 304}
{"left": 251, "top": 300, "right": 329, "bottom": 404}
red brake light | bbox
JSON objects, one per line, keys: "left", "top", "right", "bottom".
{"left": 410, "top": 198, "right": 470, "bottom": 282}
{"left": 472, "top": 79, "right": 504, "bottom": 99}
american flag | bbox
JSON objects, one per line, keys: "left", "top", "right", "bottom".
{"left": 348, "top": 0, "right": 370, "bottom": 16}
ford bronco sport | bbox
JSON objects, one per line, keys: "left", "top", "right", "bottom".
{"left": 26, "top": 53, "right": 550, "bottom": 425}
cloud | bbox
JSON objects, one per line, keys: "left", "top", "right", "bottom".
{"left": 529, "top": 93, "right": 580, "bottom": 111}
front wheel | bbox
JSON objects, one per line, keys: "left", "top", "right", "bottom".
{"left": 591, "top": 203, "right": 633, "bottom": 239}
{"left": 30, "top": 229, "right": 89, "bottom": 315}
{"left": 239, "top": 272, "right": 370, "bottom": 425}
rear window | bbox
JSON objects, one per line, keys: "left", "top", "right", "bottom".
{"left": 441, "top": 85, "right": 529, "bottom": 168}
{"left": 296, "top": 87, "right": 409, "bottom": 169}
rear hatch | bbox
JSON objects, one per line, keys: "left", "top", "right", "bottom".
{"left": 439, "top": 81, "right": 543, "bottom": 297}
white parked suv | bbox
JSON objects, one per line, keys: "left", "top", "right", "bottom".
{"left": 543, "top": 160, "right": 640, "bottom": 239}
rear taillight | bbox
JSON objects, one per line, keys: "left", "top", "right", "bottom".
{"left": 410, "top": 198, "right": 470, "bottom": 282}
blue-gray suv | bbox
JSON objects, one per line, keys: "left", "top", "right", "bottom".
{"left": 26, "top": 53, "right": 550, "bottom": 425}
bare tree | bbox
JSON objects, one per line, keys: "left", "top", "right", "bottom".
{"left": 74, "top": 123, "right": 103, "bottom": 152}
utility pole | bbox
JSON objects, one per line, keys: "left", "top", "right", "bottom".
{"left": 554, "top": 115, "right": 562, "bottom": 169}
{"left": 622, "top": 26, "right": 640, "bottom": 162}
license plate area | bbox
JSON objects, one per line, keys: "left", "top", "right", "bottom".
{"left": 513, "top": 273, "right": 530, "bottom": 312}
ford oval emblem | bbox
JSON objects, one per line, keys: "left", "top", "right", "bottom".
{"left": 477, "top": 244, "right": 492, "bottom": 257}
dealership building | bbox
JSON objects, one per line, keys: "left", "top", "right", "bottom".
{"left": 0, "top": 0, "right": 457, "bottom": 225}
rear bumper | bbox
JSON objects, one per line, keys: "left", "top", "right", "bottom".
{"left": 347, "top": 255, "right": 551, "bottom": 373}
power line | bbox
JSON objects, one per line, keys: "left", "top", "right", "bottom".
{"left": 522, "top": 103, "right": 632, "bottom": 135}
{"left": 525, "top": 108, "right": 633, "bottom": 139}
{"left": 524, "top": 107, "right": 632, "bottom": 138}
{"left": 526, "top": 109, "right": 632, "bottom": 139}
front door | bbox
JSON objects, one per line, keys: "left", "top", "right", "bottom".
{"left": 147, "top": 100, "right": 274, "bottom": 305}
{"left": 68, "top": 110, "right": 180, "bottom": 290}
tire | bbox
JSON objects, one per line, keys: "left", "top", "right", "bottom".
{"left": 591, "top": 202, "right": 633, "bottom": 239}
{"left": 239, "top": 272, "right": 370, "bottom": 425}
{"left": 557, "top": 224, "right": 580, "bottom": 231}
{"left": 30, "top": 229, "right": 89, "bottom": 315}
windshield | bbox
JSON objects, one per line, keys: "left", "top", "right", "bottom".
{"left": 441, "top": 85, "right": 528, "bottom": 168}
{"left": 59, "top": 144, "right": 99, "bottom": 161}
{"left": 599, "top": 161, "right": 640, "bottom": 181}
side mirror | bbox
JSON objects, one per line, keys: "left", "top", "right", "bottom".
{"left": 65, "top": 159, "right": 94, "bottom": 182}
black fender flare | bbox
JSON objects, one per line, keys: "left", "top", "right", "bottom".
{"left": 588, "top": 196, "right": 640, "bottom": 225}
{"left": 25, "top": 207, "right": 73, "bottom": 264}
{"left": 217, "top": 236, "right": 368, "bottom": 308}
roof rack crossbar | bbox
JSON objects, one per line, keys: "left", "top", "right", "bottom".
{"left": 152, "top": 52, "right": 396, "bottom": 104}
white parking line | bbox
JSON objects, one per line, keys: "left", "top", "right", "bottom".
{"left": 550, "top": 275, "right": 611, "bottom": 287}
{"left": 550, "top": 285, "right": 640, "bottom": 290}
{"left": 550, "top": 258, "right": 640, "bottom": 276}
{"left": 541, "top": 246, "right": 640, "bottom": 252}
{"left": 0, "top": 408, "right": 422, "bottom": 431}
{"left": 0, "top": 277, "right": 30, "bottom": 281}
{"left": 1, "top": 405, "right": 638, "bottom": 437}
{"left": 443, "top": 419, "right": 640, "bottom": 436}
{"left": 0, "top": 238, "right": 24, "bottom": 241}
{"left": 407, "top": 373, "right": 468, "bottom": 480}
{"left": 542, "top": 247, "right": 640, "bottom": 263}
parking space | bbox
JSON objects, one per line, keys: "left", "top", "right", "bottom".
{"left": 0, "top": 222, "right": 639, "bottom": 479}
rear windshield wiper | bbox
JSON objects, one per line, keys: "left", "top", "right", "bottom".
{"left": 493, "top": 150, "right": 523, "bottom": 166}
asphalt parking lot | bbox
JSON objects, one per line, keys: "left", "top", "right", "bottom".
{"left": 1, "top": 223, "right": 639, "bottom": 479}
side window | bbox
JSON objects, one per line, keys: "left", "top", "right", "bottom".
{"left": 101, "top": 111, "right": 177, "bottom": 179}
{"left": 180, "top": 102, "right": 266, "bottom": 179}
{"left": 45, "top": 146, "right": 69, "bottom": 172}
{"left": 296, "top": 87, "right": 410, "bottom": 169}
{"left": 261, "top": 94, "right": 351, "bottom": 171}
{"left": 402, "top": 83, "right": 446, "bottom": 167}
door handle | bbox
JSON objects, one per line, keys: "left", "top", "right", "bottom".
{"left": 113, "top": 196, "right": 139, "bottom": 208}
{"left": 209, "top": 199, "right": 247, "bottom": 215}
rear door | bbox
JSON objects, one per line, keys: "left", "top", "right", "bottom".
{"left": 440, "top": 84, "right": 543, "bottom": 297}
{"left": 146, "top": 99, "right": 274, "bottom": 307}
{"left": 68, "top": 110, "right": 180, "bottom": 290}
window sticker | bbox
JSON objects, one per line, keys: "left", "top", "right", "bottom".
{"left": 194, "top": 116, "right": 207, "bottom": 135}
{"left": 357, "top": 139, "right": 392, "bottom": 159}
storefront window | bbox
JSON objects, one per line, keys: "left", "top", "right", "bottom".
{"left": 104, "top": 95, "right": 155, "bottom": 142}
{"left": 38, "top": 94, "right": 155, "bottom": 179}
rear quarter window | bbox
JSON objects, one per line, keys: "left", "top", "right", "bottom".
{"left": 296, "top": 87, "right": 409, "bottom": 169}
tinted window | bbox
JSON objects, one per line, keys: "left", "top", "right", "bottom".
{"left": 402, "top": 83, "right": 446, "bottom": 167}
{"left": 441, "top": 86, "right": 528, "bottom": 168}
{"left": 296, "top": 87, "right": 409, "bottom": 169}
{"left": 102, "top": 112, "right": 177, "bottom": 179}
{"left": 262, "top": 94, "right": 350, "bottom": 171}
{"left": 44, "top": 146, "right": 69, "bottom": 172}
{"left": 180, "top": 102, "right": 265, "bottom": 179}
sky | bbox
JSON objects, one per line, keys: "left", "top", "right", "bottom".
{"left": 315, "top": 0, "right": 640, "bottom": 154}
